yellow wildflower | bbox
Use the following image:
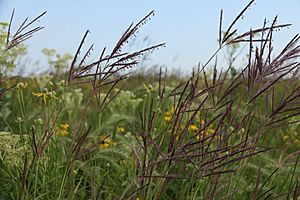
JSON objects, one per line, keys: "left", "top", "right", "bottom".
{"left": 164, "top": 115, "right": 172, "bottom": 123}
{"left": 32, "top": 92, "right": 47, "bottom": 104}
{"left": 57, "top": 123, "right": 69, "bottom": 136}
{"left": 188, "top": 124, "right": 198, "bottom": 132}
{"left": 99, "top": 136, "right": 116, "bottom": 149}
{"left": 32, "top": 90, "right": 59, "bottom": 104}
{"left": 100, "top": 143, "right": 110, "bottom": 149}
{"left": 61, "top": 123, "right": 69, "bottom": 130}
{"left": 116, "top": 126, "right": 125, "bottom": 134}
{"left": 164, "top": 107, "right": 175, "bottom": 123}
{"left": 165, "top": 111, "right": 171, "bottom": 115}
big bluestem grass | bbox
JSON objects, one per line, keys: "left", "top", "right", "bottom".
{"left": 1, "top": 9, "right": 165, "bottom": 200}
{"left": 123, "top": 1, "right": 300, "bottom": 199}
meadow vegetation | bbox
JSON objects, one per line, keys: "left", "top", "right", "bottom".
{"left": 0, "top": 1, "right": 300, "bottom": 199}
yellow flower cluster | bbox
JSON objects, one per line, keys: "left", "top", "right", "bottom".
{"left": 195, "top": 127, "right": 219, "bottom": 141}
{"left": 32, "top": 90, "right": 59, "bottom": 104}
{"left": 170, "top": 125, "right": 218, "bottom": 142}
{"left": 163, "top": 107, "right": 221, "bottom": 142}
{"left": 164, "top": 107, "right": 175, "bottom": 123}
{"left": 99, "top": 136, "right": 116, "bottom": 149}
{"left": 192, "top": 117, "right": 220, "bottom": 140}
{"left": 57, "top": 123, "right": 69, "bottom": 137}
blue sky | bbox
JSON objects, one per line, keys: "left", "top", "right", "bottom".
{"left": 0, "top": 0, "right": 300, "bottom": 74}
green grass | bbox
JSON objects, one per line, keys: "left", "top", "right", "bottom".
{"left": 0, "top": 72, "right": 299, "bottom": 199}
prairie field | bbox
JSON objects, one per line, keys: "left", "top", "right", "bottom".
{"left": 0, "top": 1, "right": 300, "bottom": 199}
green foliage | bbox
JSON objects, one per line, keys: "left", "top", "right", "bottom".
{"left": 0, "top": 70, "right": 299, "bottom": 199}
{"left": 0, "top": 132, "right": 31, "bottom": 166}
{"left": 42, "top": 48, "right": 72, "bottom": 75}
